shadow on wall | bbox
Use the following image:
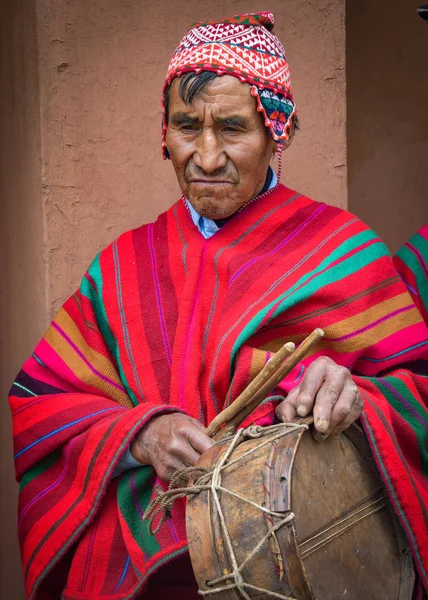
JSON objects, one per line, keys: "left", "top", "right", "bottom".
{"left": 347, "top": 0, "right": 428, "bottom": 254}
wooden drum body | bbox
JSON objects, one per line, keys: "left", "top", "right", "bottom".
{"left": 186, "top": 423, "right": 414, "bottom": 600}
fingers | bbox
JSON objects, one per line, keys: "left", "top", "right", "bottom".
{"left": 131, "top": 413, "right": 214, "bottom": 482}
{"left": 276, "top": 357, "right": 363, "bottom": 440}
{"left": 312, "top": 363, "right": 347, "bottom": 433}
{"left": 293, "top": 359, "right": 328, "bottom": 419}
{"left": 314, "top": 372, "right": 361, "bottom": 436}
{"left": 163, "top": 418, "right": 213, "bottom": 475}
{"left": 169, "top": 432, "right": 201, "bottom": 466}
{"left": 329, "top": 389, "right": 363, "bottom": 435}
{"left": 275, "top": 386, "right": 299, "bottom": 422}
{"left": 185, "top": 419, "right": 214, "bottom": 455}
{"left": 154, "top": 453, "right": 191, "bottom": 482}
{"left": 313, "top": 397, "right": 363, "bottom": 441}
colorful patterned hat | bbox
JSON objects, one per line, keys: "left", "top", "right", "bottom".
{"left": 162, "top": 12, "right": 296, "bottom": 158}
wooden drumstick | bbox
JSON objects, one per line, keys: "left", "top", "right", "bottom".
{"left": 205, "top": 341, "right": 295, "bottom": 438}
{"left": 213, "top": 328, "right": 324, "bottom": 440}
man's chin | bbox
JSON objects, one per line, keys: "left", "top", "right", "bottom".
{"left": 188, "top": 195, "right": 245, "bottom": 220}
{"left": 190, "top": 201, "right": 237, "bottom": 220}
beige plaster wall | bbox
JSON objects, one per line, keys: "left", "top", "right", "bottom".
{"left": 347, "top": 0, "right": 428, "bottom": 253}
{"left": 0, "top": 0, "right": 346, "bottom": 596}
{"left": 0, "top": 1, "right": 45, "bottom": 598}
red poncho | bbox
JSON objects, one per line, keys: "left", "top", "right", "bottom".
{"left": 10, "top": 185, "right": 428, "bottom": 599}
{"left": 394, "top": 224, "right": 428, "bottom": 325}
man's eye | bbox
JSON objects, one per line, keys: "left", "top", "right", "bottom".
{"left": 222, "top": 126, "right": 241, "bottom": 133}
{"left": 181, "top": 124, "right": 198, "bottom": 131}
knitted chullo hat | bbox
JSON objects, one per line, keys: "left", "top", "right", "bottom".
{"left": 162, "top": 11, "right": 296, "bottom": 159}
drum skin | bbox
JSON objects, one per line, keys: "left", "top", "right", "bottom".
{"left": 186, "top": 424, "right": 414, "bottom": 600}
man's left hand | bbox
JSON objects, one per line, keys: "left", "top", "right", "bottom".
{"left": 275, "top": 356, "right": 363, "bottom": 439}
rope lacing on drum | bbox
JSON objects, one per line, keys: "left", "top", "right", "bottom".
{"left": 144, "top": 422, "right": 308, "bottom": 600}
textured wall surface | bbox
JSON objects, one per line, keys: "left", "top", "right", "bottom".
{"left": 347, "top": 0, "right": 428, "bottom": 253}
{"left": 0, "top": 1, "right": 44, "bottom": 598}
{"left": 0, "top": 0, "right": 346, "bottom": 596}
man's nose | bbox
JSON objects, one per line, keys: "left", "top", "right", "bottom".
{"left": 193, "top": 128, "right": 227, "bottom": 174}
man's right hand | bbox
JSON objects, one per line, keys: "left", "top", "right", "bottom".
{"left": 130, "top": 413, "right": 213, "bottom": 482}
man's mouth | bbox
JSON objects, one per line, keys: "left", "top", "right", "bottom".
{"left": 188, "top": 180, "right": 234, "bottom": 185}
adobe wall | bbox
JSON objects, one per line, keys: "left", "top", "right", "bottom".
{"left": 0, "top": 1, "right": 45, "bottom": 598}
{"left": 347, "top": 0, "right": 428, "bottom": 253}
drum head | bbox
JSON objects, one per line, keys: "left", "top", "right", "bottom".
{"left": 291, "top": 429, "right": 412, "bottom": 600}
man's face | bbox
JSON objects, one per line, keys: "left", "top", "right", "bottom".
{"left": 165, "top": 75, "right": 277, "bottom": 220}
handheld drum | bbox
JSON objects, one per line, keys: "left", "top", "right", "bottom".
{"left": 145, "top": 330, "right": 414, "bottom": 599}
{"left": 186, "top": 421, "right": 414, "bottom": 600}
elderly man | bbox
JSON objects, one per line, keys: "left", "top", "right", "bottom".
{"left": 9, "top": 12, "right": 428, "bottom": 600}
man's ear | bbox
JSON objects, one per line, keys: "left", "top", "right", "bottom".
{"left": 282, "top": 116, "right": 297, "bottom": 150}
{"left": 271, "top": 117, "right": 296, "bottom": 155}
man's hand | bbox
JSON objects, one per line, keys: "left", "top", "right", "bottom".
{"left": 130, "top": 413, "right": 213, "bottom": 481}
{"left": 275, "top": 356, "right": 363, "bottom": 439}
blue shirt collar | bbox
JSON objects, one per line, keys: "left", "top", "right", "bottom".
{"left": 185, "top": 168, "right": 278, "bottom": 239}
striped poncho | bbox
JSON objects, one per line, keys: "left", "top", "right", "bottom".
{"left": 9, "top": 185, "right": 428, "bottom": 599}
{"left": 394, "top": 224, "right": 428, "bottom": 325}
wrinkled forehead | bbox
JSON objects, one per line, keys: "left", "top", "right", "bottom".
{"left": 168, "top": 75, "right": 259, "bottom": 119}
{"left": 162, "top": 71, "right": 296, "bottom": 160}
